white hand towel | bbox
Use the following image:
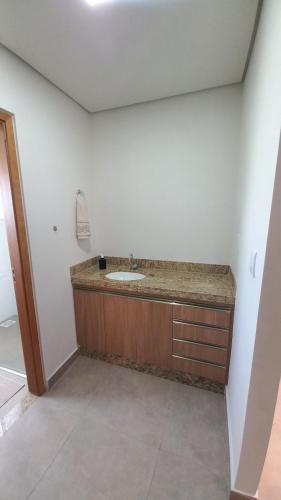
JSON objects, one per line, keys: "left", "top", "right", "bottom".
{"left": 76, "top": 192, "right": 91, "bottom": 240}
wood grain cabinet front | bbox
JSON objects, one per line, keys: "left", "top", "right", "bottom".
{"left": 74, "top": 290, "right": 172, "bottom": 369}
{"left": 172, "top": 303, "right": 233, "bottom": 383}
{"left": 132, "top": 299, "right": 172, "bottom": 369}
{"left": 73, "top": 289, "right": 233, "bottom": 385}
{"left": 173, "top": 303, "right": 231, "bottom": 329}
{"left": 172, "top": 338, "right": 227, "bottom": 365}
{"left": 103, "top": 294, "right": 137, "bottom": 360}
{"left": 74, "top": 289, "right": 105, "bottom": 353}
{"left": 172, "top": 355, "right": 227, "bottom": 384}
{"left": 173, "top": 321, "right": 229, "bottom": 347}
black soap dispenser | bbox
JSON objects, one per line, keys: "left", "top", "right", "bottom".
{"left": 99, "top": 254, "right": 106, "bottom": 270}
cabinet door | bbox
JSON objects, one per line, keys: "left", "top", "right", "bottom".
{"left": 103, "top": 294, "right": 137, "bottom": 360}
{"left": 74, "top": 291, "right": 172, "bottom": 368}
{"left": 73, "top": 290, "right": 105, "bottom": 353}
{"left": 131, "top": 298, "right": 172, "bottom": 369}
{"left": 103, "top": 294, "right": 172, "bottom": 367}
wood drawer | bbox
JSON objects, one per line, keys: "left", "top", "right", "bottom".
{"left": 172, "top": 338, "right": 227, "bottom": 365}
{"left": 172, "top": 355, "right": 226, "bottom": 384}
{"left": 173, "top": 303, "right": 231, "bottom": 329}
{"left": 173, "top": 321, "right": 229, "bottom": 347}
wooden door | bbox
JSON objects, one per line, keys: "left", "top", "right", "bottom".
{"left": 0, "top": 117, "right": 45, "bottom": 395}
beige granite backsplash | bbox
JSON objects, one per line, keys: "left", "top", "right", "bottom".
{"left": 104, "top": 256, "right": 230, "bottom": 274}
{"left": 71, "top": 255, "right": 231, "bottom": 275}
{"left": 70, "top": 256, "right": 98, "bottom": 276}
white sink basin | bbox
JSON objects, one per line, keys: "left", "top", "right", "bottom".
{"left": 105, "top": 271, "right": 145, "bottom": 281}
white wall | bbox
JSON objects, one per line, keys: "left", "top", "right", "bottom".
{"left": 0, "top": 45, "right": 96, "bottom": 380}
{"left": 90, "top": 85, "right": 241, "bottom": 264}
{"left": 0, "top": 44, "right": 241, "bottom": 382}
{"left": 0, "top": 191, "right": 17, "bottom": 322}
{"left": 227, "top": 0, "right": 281, "bottom": 494}
{"left": 0, "top": 7, "right": 279, "bottom": 494}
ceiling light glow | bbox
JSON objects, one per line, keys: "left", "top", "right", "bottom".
{"left": 85, "top": 0, "right": 110, "bottom": 6}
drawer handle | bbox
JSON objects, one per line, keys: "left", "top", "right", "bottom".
{"left": 173, "top": 338, "right": 227, "bottom": 351}
{"left": 173, "top": 303, "right": 229, "bottom": 311}
{"left": 173, "top": 320, "right": 229, "bottom": 332}
{"left": 172, "top": 353, "right": 225, "bottom": 369}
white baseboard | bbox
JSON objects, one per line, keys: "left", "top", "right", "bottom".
{"left": 230, "top": 489, "right": 258, "bottom": 499}
{"left": 47, "top": 347, "right": 80, "bottom": 388}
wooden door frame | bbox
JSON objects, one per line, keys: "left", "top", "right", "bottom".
{"left": 0, "top": 109, "right": 45, "bottom": 395}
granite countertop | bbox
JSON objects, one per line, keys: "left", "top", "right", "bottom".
{"left": 71, "top": 257, "right": 235, "bottom": 307}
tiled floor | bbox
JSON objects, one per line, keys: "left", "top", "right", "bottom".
{"left": 0, "top": 369, "right": 25, "bottom": 408}
{"left": 0, "top": 356, "right": 230, "bottom": 500}
{"left": 0, "top": 382, "right": 35, "bottom": 438}
{"left": 0, "top": 315, "right": 26, "bottom": 374}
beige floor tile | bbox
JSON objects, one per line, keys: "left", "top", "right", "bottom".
{"left": 0, "top": 397, "right": 79, "bottom": 500}
{"left": 0, "top": 385, "right": 35, "bottom": 437}
{"left": 0, "top": 356, "right": 230, "bottom": 500}
{"left": 162, "top": 381, "right": 229, "bottom": 480}
{"left": 86, "top": 363, "right": 173, "bottom": 447}
{"left": 29, "top": 417, "right": 158, "bottom": 500}
{"left": 147, "top": 449, "right": 229, "bottom": 500}
{"left": 42, "top": 357, "right": 107, "bottom": 415}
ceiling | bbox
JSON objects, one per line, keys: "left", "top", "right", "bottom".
{"left": 0, "top": 0, "right": 259, "bottom": 112}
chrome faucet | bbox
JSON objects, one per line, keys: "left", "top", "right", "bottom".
{"left": 129, "top": 253, "right": 138, "bottom": 270}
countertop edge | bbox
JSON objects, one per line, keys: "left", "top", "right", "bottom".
{"left": 71, "top": 281, "right": 235, "bottom": 308}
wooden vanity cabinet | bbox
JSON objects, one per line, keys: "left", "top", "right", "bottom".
{"left": 73, "top": 289, "right": 233, "bottom": 385}
{"left": 74, "top": 290, "right": 172, "bottom": 369}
